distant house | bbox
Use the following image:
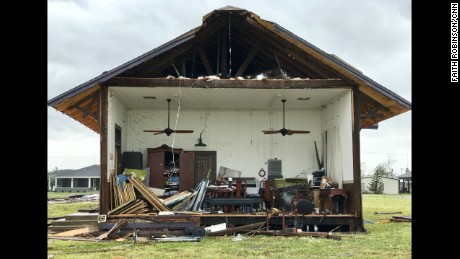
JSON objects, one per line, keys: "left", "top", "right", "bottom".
{"left": 361, "top": 176, "right": 399, "bottom": 194}
{"left": 54, "top": 165, "right": 100, "bottom": 192}
{"left": 398, "top": 170, "right": 412, "bottom": 193}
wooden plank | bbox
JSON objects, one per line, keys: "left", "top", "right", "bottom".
{"left": 99, "top": 85, "right": 110, "bottom": 214}
{"left": 104, "top": 77, "right": 352, "bottom": 89}
{"left": 47, "top": 236, "right": 102, "bottom": 242}
{"left": 198, "top": 47, "right": 213, "bottom": 75}
{"left": 163, "top": 191, "right": 193, "bottom": 206}
{"left": 375, "top": 211, "right": 402, "bottom": 215}
{"left": 108, "top": 213, "right": 157, "bottom": 218}
{"left": 235, "top": 45, "right": 259, "bottom": 77}
{"left": 95, "top": 219, "right": 128, "bottom": 240}
{"left": 206, "top": 222, "right": 265, "bottom": 236}
{"left": 246, "top": 230, "right": 341, "bottom": 240}
{"left": 128, "top": 177, "right": 171, "bottom": 211}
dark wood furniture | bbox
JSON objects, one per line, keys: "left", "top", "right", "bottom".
{"left": 180, "top": 151, "right": 217, "bottom": 192}
{"left": 147, "top": 144, "right": 183, "bottom": 192}
{"left": 316, "top": 189, "right": 348, "bottom": 214}
{"left": 147, "top": 145, "right": 217, "bottom": 192}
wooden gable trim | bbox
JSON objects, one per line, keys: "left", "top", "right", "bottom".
{"left": 53, "top": 84, "right": 101, "bottom": 133}
{"left": 69, "top": 91, "right": 100, "bottom": 121}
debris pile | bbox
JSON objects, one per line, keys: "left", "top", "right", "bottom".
{"left": 109, "top": 174, "right": 170, "bottom": 215}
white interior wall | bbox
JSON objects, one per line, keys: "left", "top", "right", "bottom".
{"left": 126, "top": 108, "right": 322, "bottom": 182}
{"left": 321, "top": 90, "right": 354, "bottom": 183}
{"left": 107, "top": 90, "right": 128, "bottom": 180}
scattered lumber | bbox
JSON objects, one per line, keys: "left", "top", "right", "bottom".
{"left": 206, "top": 222, "right": 264, "bottom": 237}
{"left": 108, "top": 174, "right": 170, "bottom": 214}
{"left": 129, "top": 176, "right": 171, "bottom": 211}
{"left": 374, "top": 211, "right": 402, "bottom": 215}
{"left": 96, "top": 219, "right": 128, "bottom": 240}
{"left": 245, "top": 230, "right": 342, "bottom": 240}
{"left": 108, "top": 199, "right": 150, "bottom": 215}
{"left": 164, "top": 191, "right": 194, "bottom": 207}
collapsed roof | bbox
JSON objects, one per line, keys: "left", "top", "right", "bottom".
{"left": 48, "top": 6, "right": 411, "bottom": 133}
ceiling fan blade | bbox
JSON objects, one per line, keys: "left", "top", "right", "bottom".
{"left": 287, "top": 130, "right": 311, "bottom": 135}
{"left": 154, "top": 131, "right": 165, "bottom": 135}
{"left": 144, "top": 130, "right": 165, "bottom": 133}
{"left": 173, "top": 130, "right": 194, "bottom": 133}
{"left": 262, "top": 130, "right": 280, "bottom": 134}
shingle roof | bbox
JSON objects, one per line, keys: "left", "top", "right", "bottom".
{"left": 398, "top": 171, "right": 412, "bottom": 179}
{"left": 54, "top": 164, "right": 100, "bottom": 178}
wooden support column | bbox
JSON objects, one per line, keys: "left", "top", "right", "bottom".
{"left": 352, "top": 86, "right": 364, "bottom": 232}
{"left": 198, "top": 47, "right": 213, "bottom": 75}
{"left": 220, "top": 28, "right": 228, "bottom": 77}
{"left": 99, "top": 86, "right": 109, "bottom": 214}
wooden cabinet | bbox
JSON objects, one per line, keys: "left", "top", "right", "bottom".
{"left": 147, "top": 145, "right": 217, "bottom": 194}
{"left": 180, "top": 151, "right": 217, "bottom": 192}
{"left": 147, "top": 145, "right": 183, "bottom": 192}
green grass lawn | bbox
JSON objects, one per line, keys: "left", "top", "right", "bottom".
{"left": 48, "top": 202, "right": 99, "bottom": 219}
{"left": 48, "top": 194, "right": 411, "bottom": 258}
{"left": 48, "top": 191, "right": 99, "bottom": 199}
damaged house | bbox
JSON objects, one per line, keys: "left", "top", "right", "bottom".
{"left": 48, "top": 6, "right": 411, "bottom": 234}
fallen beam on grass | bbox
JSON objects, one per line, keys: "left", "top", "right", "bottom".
{"left": 96, "top": 219, "right": 128, "bottom": 240}
{"left": 391, "top": 215, "right": 411, "bottom": 222}
{"left": 206, "top": 222, "right": 265, "bottom": 237}
{"left": 244, "top": 230, "right": 342, "bottom": 240}
{"left": 374, "top": 211, "right": 402, "bottom": 215}
{"left": 47, "top": 236, "right": 102, "bottom": 242}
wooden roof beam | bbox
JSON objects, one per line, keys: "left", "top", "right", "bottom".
{"left": 198, "top": 47, "right": 213, "bottom": 75}
{"left": 239, "top": 25, "right": 329, "bottom": 78}
{"left": 235, "top": 45, "right": 259, "bottom": 77}
{"left": 103, "top": 77, "right": 351, "bottom": 89}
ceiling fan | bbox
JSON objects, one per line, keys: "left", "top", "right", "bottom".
{"left": 144, "top": 98, "right": 194, "bottom": 136}
{"left": 262, "top": 99, "right": 311, "bottom": 136}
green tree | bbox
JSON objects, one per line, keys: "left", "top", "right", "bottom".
{"left": 48, "top": 166, "right": 60, "bottom": 191}
{"left": 368, "top": 164, "right": 385, "bottom": 194}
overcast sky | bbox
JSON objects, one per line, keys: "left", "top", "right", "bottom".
{"left": 48, "top": 0, "right": 411, "bottom": 175}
